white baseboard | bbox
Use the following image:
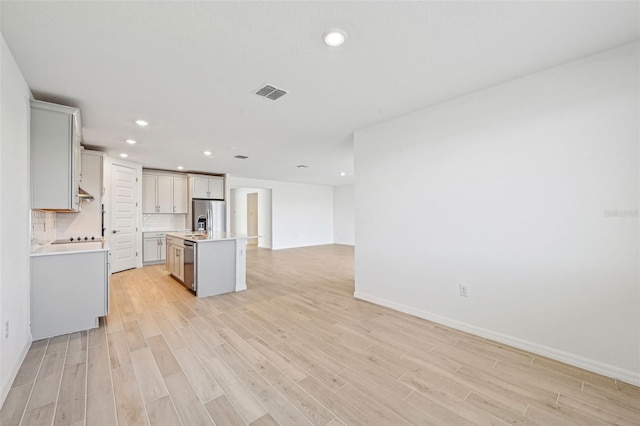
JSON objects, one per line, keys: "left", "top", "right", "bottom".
{"left": 0, "top": 334, "right": 32, "bottom": 408}
{"left": 354, "top": 291, "right": 640, "bottom": 387}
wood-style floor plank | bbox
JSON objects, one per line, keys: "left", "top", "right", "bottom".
{"left": 112, "top": 364, "right": 148, "bottom": 425}
{"left": 9, "top": 339, "right": 48, "bottom": 389}
{"left": 87, "top": 344, "right": 111, "bottom": 395}
{"left": 0, "top": 384, "right": 33, "bottom": 426}
{"left": 21, "top": 401, "right": 56, "bottom": 426}
{"left": 173, "top": 347, "right": 224, "bottom": 403}
{"left": 164, "top": 372, "right": 214, "bottom": 426}
{"left": 3, "top": 245, "right": 639, "bottom": 426}
{"left": 130, "top": 348, "right": 169, "bottom": 404}
{"left": 86, "top": 387, "right": 117, "bottom": 426}
{"left": 52, "top": 361, "right": 86, "bottom": 426}
{"left": 201, "top": 355, "right": 267, "bottom": 423}
{"left": 204, "top": 394, "right": 247, "bottom": 426}
{"left": 25, "top": 352, "right": 65, "bottom": 411}
{"left": 145, "top": 394, "right": 182, "bottom": 426}
{"left": 146, "top": 335, "right": 181, "bottom": 378}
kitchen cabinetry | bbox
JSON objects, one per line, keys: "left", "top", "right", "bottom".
{"left": 142, "top": 172, "right": 188, "bottom": 213}
{"left": 31, "top": 249, "right": 110, "bottom": 340}
{"left": 173, "top": 176, "right": 188, "bottom": 213}
{"left": 30, "top": 100, "right": 83, "bottom": 211}
{"left": 166, "top": 236, "right": 184, "bottom": 281}
{"left": 143, "top": 232, "right": 167, "bottom": 264}
{"left": 190, "top": 175, "right": 224, "bottom": 200}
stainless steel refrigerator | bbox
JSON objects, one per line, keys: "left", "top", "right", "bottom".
{"left": 192, "top": 199, "right": 226, "bottom": 232}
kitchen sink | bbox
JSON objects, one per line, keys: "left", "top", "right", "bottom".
{"left": 184, "top": 233, "right": 207, "bottom": 240}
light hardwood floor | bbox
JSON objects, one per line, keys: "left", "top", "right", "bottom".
{"left": 2, "top": 244, "right": 639, "bottom": 425}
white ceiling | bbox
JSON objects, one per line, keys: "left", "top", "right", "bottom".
{"left": 1, "top": 1, "right": 638, "bottom": 186}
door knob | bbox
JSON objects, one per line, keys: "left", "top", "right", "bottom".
{"left": 112, "top": 230, "right": 118, "bottom": 234}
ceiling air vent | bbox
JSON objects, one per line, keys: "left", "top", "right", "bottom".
{"left": 234, "top": 155, "right": 249, "bottom": 159}
{"left": 254, "top": 84, "right": 287, "bottom": 101}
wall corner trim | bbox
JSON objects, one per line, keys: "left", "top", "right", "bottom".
{"left": 0, "top": 334, "right": 33, "bottom": 408}
{"left": 353, "top": 291, "right": 640, "bottom": 387}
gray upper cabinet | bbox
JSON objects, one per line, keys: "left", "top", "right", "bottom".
{"left": 31, "top": 100, "right": 82, "bottom": 211}
{"left": 190, "top": 174, "right": 224, "bottom": 200}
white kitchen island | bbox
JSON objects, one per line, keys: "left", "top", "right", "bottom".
{"left": 165, "top": 232, "right": 248, "bottom": 298}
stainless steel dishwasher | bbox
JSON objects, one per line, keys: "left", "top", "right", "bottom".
{"left": 183, "top": 240, "right": 196, "bottom": 292}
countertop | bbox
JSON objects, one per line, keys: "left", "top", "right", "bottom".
{"left": 31, "top": 241, "right": 110, "bottom": 257}
{"left": 166, "top": 231, "right": 249, "bottom": 243}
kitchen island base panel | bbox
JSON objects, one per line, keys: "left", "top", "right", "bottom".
{"left": 196, "top": 240, "right": 236, "bottom": 298}
{"left": 234, "top": 237, "right": 247, "bottom": 292}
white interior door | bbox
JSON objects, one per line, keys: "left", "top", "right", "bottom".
{"left": 110, "top": 164, "right": 138, "bottom": 272}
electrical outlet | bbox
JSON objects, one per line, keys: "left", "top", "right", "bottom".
{"left": 5, "top": 321, "right": 9, "bottom": 339}
{"left": 459, "top": 284, "right": 469, "bottom": 297}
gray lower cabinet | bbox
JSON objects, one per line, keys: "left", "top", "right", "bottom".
{"left": 166, "top": 236, "right": 184, "bottom": 282}
{"left": 143, "top": 232, "right": 166, "bottom": 264}
{"left": 31, "top": 250, "right": 110, "bottom": 340}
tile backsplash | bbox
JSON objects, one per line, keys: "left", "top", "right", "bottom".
{"left": 32, "top": 211, "right": 188, "bottom": 248}
{"left": 56, "top": 204, "right": 102, "bottom": 241}
{"left": 142, "top": 214, "right": 187, "bottom": 230}
{"left": 31, "top": 210, "right": 56, "bottom": 246}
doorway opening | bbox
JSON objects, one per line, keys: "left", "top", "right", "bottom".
{"left": 247, "top": 192, "right": 258, "bottom": 247}
{"left": 230, "top": 187, "right": 272, "bottom": 249}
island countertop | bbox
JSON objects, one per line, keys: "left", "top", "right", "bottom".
{"left": 165, "top": 231, "right": 249, "bottom": 243}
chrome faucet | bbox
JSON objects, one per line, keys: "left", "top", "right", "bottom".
{"left": 196, "top": 215, "right": 206, "bottom": 232}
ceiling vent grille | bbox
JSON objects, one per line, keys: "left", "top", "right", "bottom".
{"left": 234, "top": 155, "right": 249, "bottom": 159}
{"left": 254, "top": 84, "right": 287, "bottom": 101}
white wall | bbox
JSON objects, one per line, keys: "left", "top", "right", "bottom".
{"left": 354, "top": 42, "right": 639, "bottom": 384}
{"left": 229, "top": 177, "right": 333, "bottom": 250}
{"left": 0, "top": 35, "right": 33, "bottom": 405}
{"left": 333, "top": 184, "right": 355, "bottom": 245}
{"left": 230, "top": 187, "right": 273, "bottom": 249}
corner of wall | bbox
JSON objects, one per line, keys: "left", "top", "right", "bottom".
{"left": 0, "top": 335, "right": 31, "bottom": 407}
{"left": 0, "top": 34, "right": 34, "bottom": 408}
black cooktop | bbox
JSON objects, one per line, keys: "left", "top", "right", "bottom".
{"left": 51, "top": 237, "right": 101, "bottom": 244}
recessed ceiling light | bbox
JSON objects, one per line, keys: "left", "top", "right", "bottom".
{"left": 340, "top": 172, "right": 346, "bottom": 176}
{"left": 323, "top": 29, "right": 347, "bottom": 47}
{"left": 125, "top": 139, "right": 136, "bottom": 144}
{"left": 177, "top": 166, "right": 184, "bottom": 170}
{"left": 120, "top": 153, "right": 128, "bottom": 158}
{"left": 203, "top": 151, "right": 212, "bottom": 156}
{"left": 135, "top": 119, "right": 148, "bottom": 127}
